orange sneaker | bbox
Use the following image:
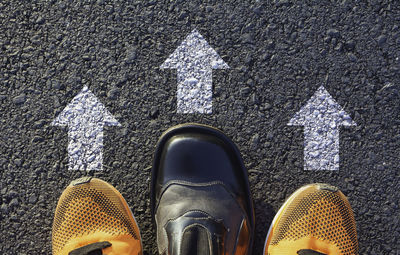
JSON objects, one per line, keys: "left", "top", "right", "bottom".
{"left": 264, "top": 183, "right": 358, "bottom": 255}
{"left": 52, "top": 177, "right": 143, "bottom": 255}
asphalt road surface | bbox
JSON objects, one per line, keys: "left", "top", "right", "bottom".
{"left": 1, "top": 1, "right": 399, "bottom": 254}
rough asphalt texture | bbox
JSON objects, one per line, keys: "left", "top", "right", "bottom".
{"left": 0, "top": 1, "right": 399, "bottom": 254}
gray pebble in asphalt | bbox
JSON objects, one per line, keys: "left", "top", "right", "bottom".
{"left": 12, "top": 94, "right": 26, "bottom": 105}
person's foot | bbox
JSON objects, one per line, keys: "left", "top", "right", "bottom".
{"left": 52, "top": 177, "right": 143, "bottom": 255}
{"left": 151, "top": 123, "right": 255, "bottom": 255}
{"left": 264, "top": 183, "right": 358, "bottom": 255}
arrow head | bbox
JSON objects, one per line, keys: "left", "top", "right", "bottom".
{"left": 52, "top": 86, "right": 121, "bottom": 127}
{"left": 288, "top": 86, "right": 356, "bottom": 127}
{"left": 160, "top": 29, "right": 229, "bottom": 70}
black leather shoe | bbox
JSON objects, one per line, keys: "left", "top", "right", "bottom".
{"left": 151, "top": 123, "right": 255, "bottom": 255}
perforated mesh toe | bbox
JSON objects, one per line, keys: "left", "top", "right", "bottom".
{"left": 270, "top": 184, "right": 358, "bottom": 255}
{"left": 52, "top": 178, "right": 140, "bottom": 254}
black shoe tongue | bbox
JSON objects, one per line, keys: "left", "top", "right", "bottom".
{"left": 181, "top": 225, "right": 211, "bottom": 255}
{"left": 166, "top": 212, "right": 226, "bottom": 255}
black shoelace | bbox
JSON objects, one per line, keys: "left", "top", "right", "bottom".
{"left": 297, "top": 249, "right": 327, "bottom": 255}
{"left": 68, "top": 241, "right": 112, "bottom": 255}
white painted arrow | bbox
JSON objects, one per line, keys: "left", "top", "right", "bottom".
{"left": 161, "top": 29, "right": 229, "bottom": 114}
{"left": 288, "top": 86, "right": 356, "bottom": 170}
{"left": 52, "top": 86, "right": 120, "bottom": 171}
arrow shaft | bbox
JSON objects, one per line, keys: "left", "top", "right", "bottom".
{"left": 303, "top": 127, "right": 340, "bottom": 170}
{"left": 176, "top": 68, "right": 213, "bottom": 114}
{"left": 67, "top": 125, "right": 104, "bottom": 171}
